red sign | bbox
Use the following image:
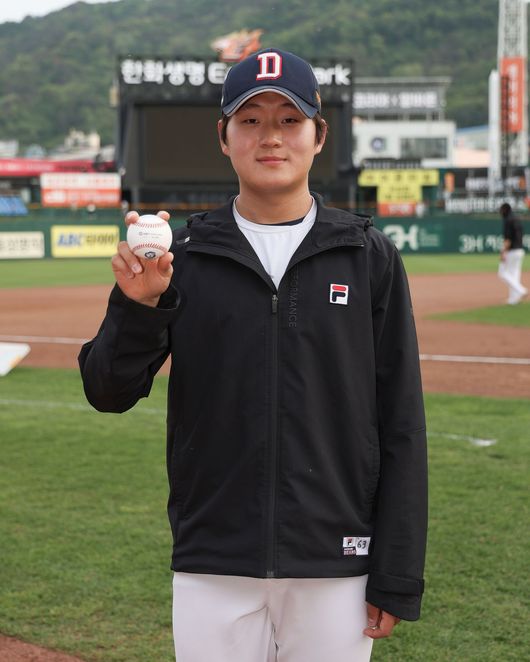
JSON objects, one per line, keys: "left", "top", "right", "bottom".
{"left": 500, "top": 57, "right": 525, "bottom": 133}
{"left": 40, "top": 173, "right": 121, "bottom": 208}
{"left": 0, "top": 158, "right": 98, "bottom": 178}
{"left": 377, "top": 202, "right": 416, "bottom": 217}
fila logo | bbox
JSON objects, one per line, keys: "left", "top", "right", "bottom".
{"left": 329, "top": 283, "right": 349, "bottom": 305}
{"left": 256, "top": 52, "right": 282, "bottom": 80}
{"left": 342, "top": 536, "right": 370, "bottom": 556}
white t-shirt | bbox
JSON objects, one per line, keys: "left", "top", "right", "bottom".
{"left": 233, "top": 197, "right": 316, "bottom": 289}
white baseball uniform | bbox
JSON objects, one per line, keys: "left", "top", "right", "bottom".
{"left": 172, "top": 572, "right": 373, "bottom": 662}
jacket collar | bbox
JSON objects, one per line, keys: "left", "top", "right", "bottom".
{"left": 186, "top": 192, "right": 371, "bottom": 253}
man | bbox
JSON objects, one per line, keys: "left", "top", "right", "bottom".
{"left": 79, "top": 48, "right": 428, "bottom": 662}
{"left": 498, "top": 202, "right": 527, "bottom": 305}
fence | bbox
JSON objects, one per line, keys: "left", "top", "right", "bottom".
{"left": 1, "top": 208, "right": 529, "bottom": 258}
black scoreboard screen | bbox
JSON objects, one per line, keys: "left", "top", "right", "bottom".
{"left": 139, "top": 105, "right": 337, "bottom": 184}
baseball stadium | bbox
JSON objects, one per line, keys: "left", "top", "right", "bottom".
{"left": 1, "top": 2, "right": 530, "bottom": 662}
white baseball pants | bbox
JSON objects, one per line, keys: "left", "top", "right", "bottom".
{"left": 172, "top": 572, "right": 373, "bottom": 662}
{"left": 498, "top": 248, "right": 527, "bottom": 304}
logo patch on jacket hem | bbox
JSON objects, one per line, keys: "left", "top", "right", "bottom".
{"left": 342, "top": 536, "right": 370, "bottom": 556}
{"left": 330, "top": 283, "right": 349, "bottom": 305}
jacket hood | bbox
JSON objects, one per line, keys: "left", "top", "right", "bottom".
{"left": 185, "top": 194, "right": 372, "bottom": 252}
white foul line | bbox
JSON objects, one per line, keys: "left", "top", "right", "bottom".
{"left": 0, "top": 336, "right": 529, "bottom": 365}
{"left": 420, "top": 353, "right": 530, "bottom": 366}
{"left": 430, "top": 431, "right": 497, "bottom": 447}
{"left": 0, "top": 334, "right": 89, "bottom": 345}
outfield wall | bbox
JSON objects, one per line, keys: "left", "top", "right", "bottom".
{"left": 1, "top": 210, "right": 529, "bottom": 258}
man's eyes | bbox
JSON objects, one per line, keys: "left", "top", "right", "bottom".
{"left": 240, "top": 117, "right": 300, "bottom": 124}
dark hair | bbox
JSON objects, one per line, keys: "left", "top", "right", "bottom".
{"left": 220, "top": 112, "right": 327, "bottom": 145}
{"left": 500, "top": 202, "right": 512, "bottom": 217}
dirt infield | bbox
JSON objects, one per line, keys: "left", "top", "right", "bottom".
{"left": 1, "top": 271, "right": 529, "bottom": 398}
{"left": 0, "top": 270, "right": 529, "bottom": 659}
{"left": 0, "top": 635, "right": 86, "bottom": 662}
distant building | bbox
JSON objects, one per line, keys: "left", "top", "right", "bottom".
{"left": 0, "top": 140, "right": 19, "bottom": 158}
{"left": 353, "top": 77, "right": 455, "bottom": 169}
{"left": 50, "top": 129, "right": 102, "bottom": 160}
{"left": 453, "top": 125, "right": 490, "bottom": 168}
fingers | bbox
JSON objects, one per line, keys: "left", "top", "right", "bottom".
{"left": 112, "top": 241, "right": 143, "bottom": 278}
{"left": 112, "top": 243, "right": 174, "bottom": 282}
{"left": 366, "top": 603, "right": 380, "bottom": 629}
{"left": 363, "top": 607, "right": 400, "bottom": 639}
{"left": 157, "top": 251, "right": 174, "bottom": 277}
{"left": 125, "top": 211, "right": 139, "bottom": 227}
{"left": 125, "top": 210, "right": 170, "bottom": 225}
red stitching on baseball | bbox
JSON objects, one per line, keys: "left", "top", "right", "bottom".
{"left": 134, "top": 243, "right": 168, "bottom": 250}
{"left": 136, "top": 223, "right": 168, "bottom": 229}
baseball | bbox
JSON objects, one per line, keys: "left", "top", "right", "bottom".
{"left": 127, "top": 214, "right": 173, "bottom": 260}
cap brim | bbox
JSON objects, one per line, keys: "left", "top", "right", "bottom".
{"left": 222, "top": 87, "right": 318, "bottom": 118}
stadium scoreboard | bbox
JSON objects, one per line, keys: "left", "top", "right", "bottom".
{"left": 117, "top": 56, "right": 354, "bottom": 209}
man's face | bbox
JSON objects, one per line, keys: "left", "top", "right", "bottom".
{"left": 218, "top": 92, "right": 326, "bottom": 196}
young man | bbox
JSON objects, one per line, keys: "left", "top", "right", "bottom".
{"left": 498, "top": 202, "right": 527, "bottom": 305}
{"left": 79, "top": 48, "right": 428, "bottom": 662}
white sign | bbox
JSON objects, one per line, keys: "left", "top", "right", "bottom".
{"left": 0, "top": 232, "right": 45, "bottom": 259}
{"left": 40, "top": 173, "right": 120, "bottom": 190}
{"left": 354, "top": 90, "right": 439, "bottom": 112}
{"left": 445, "top": 196, "right": 527, "bottom": 214}
{"left": 40, "top": 173, "right": 121, "bottom": 208}
{"left": 120, "top": 58, "right": 351, "bottom": 88}
{"left": 0, "top": 342, "right": 30, "bottom": 376}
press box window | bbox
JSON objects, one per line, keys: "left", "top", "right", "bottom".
{"left": 400, "top": 137, "right": 447, "bottom": 159}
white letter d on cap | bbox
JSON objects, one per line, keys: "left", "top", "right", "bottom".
{"left": 256, "top": 52, "right": 282, "bottom": 80}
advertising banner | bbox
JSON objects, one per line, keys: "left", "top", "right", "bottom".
{"left": 51, "top": 225, "right": 119, "bottom": 258}
{"left": 359, "top": 169, "right": 439, "bottom": 216}
{"left": 374, "top": 217, "right": 530, "bottom": 254}
{"left": 41, "top": 173, "right": 121, "bottom": 208}
{"left": 500, "top": 57, "right": 525, "bottom": 133}
{"left": 0, "top": 232, "right": 45, "bottom": 259}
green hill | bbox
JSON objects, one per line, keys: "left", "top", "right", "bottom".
{"left": 0, "top": 0, "right": 499, "bottom": 150}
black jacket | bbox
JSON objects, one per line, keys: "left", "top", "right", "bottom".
{"left": 503, "top": 213, "right": 524, "bottom": 250}
{"left": 79, "top": 194, "right": 428, "bottom": 621}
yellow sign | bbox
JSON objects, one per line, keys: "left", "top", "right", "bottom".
{"left": 358, "top": 169, "right": 439, "bottom": 203}
{"left": 51, "top": 225, "right": 119, "bottom": 258}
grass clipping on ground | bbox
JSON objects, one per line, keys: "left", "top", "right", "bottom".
{"left": 0, "top": 368, "right": 529, "bottom": 661}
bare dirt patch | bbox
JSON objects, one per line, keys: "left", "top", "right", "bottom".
{"left": 410, "top": 272, "right": 530, "bottom": 398}
{"left": 1, "top": 273, "right": 529, "bottom": 397}
{"left": 0, "top": 635, "right": 86, "bottom": 662}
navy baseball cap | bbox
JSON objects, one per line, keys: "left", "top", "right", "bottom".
{"left": 221, "top": 48, "right": 321, "bottom": 118}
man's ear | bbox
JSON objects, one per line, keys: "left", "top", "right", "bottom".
{"left": 217, "top": 119, "right": 230, "bottom": 156}
{"left": 314, "top": 120, "right": 328, "bottom": 156}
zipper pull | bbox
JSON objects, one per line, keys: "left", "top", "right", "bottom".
{"left": 271, "top": 294, "right": 278, "bottom": 314}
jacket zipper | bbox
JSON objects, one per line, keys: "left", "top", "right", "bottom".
{"left": 267, "top": 293, "right": 279, "bottom": 577}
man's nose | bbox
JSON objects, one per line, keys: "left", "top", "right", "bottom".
{"left": 259, "top": 124, "right": 282, "bottom": 147}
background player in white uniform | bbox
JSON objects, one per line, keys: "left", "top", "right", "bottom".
{"left": 498, "top": 202, "right": 527, "bottom": 305}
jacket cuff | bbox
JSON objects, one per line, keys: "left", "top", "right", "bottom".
{"left": 366, "top": 571, "right": 425, "bottom": 621}
{"left": 111, "top": 283, "right": 180, "bottom": 313}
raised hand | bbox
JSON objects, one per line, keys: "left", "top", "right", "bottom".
{"left": 112, "top": 210, "right": 174, "bottom": 307}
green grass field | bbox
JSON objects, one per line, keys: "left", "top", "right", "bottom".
{"left": 1, "top": 367, "right": 529, "bottom": 661}
{"left": 0, "top": 258, "right": 115, "bottom": 288}
{"left": 0, "top": 253, "right": 520, "bottom": 289}
{"left": 432, "top": 302, "right": 530, "bottom": 327}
